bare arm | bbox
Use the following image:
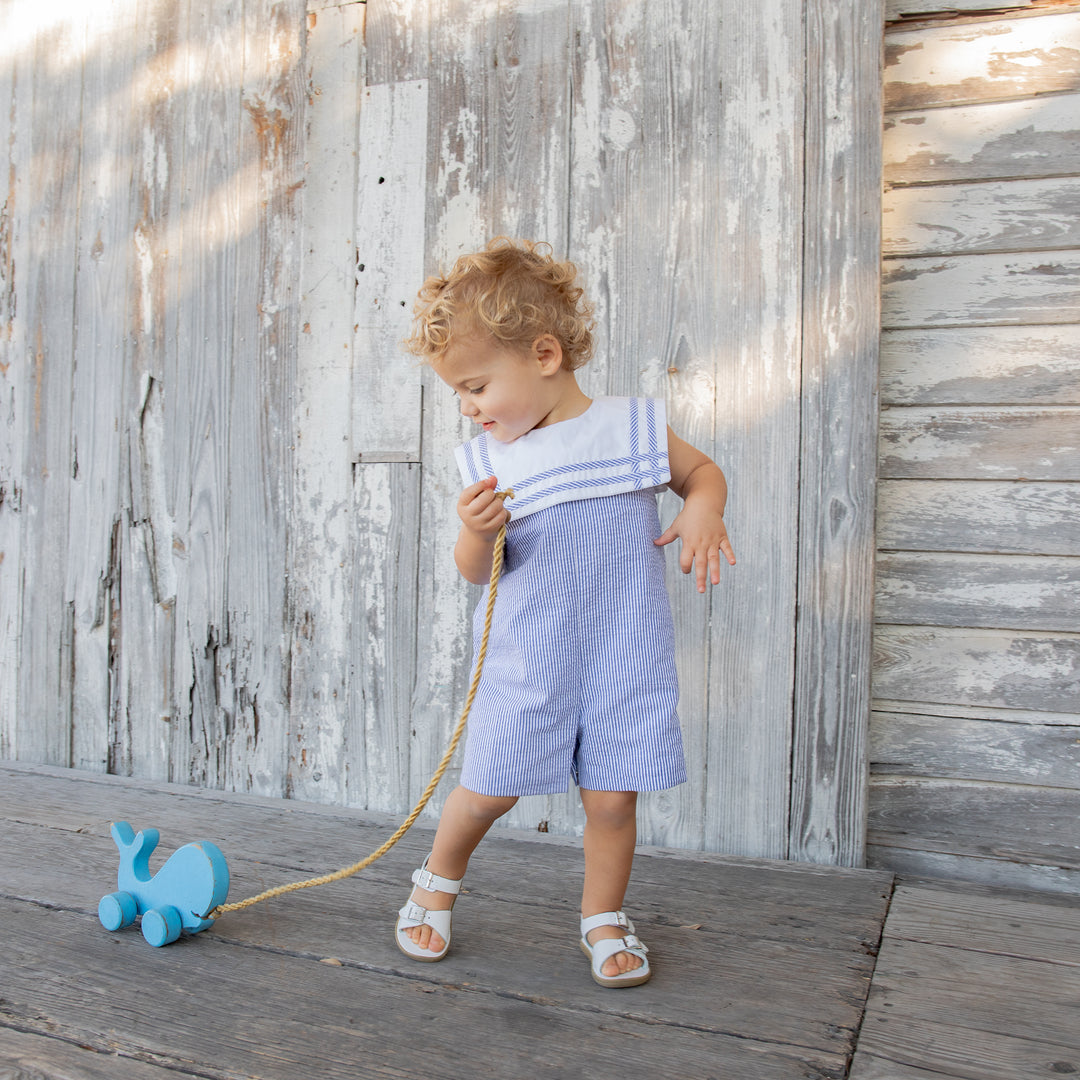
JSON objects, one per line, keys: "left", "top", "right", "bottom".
{"left": 655, "top": 427, "right": 735, "bottom": 592}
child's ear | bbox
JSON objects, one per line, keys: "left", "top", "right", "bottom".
{"left": 532, "top": 334, "right": 564, "bottom": 374}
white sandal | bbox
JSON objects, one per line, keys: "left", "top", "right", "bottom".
{"left": 580, "top": 910, "right": 652, "bottom": 988}
{"left": 395, "top": 856, "right": 463, "bottom": 962}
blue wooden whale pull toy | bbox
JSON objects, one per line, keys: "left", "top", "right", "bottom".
{"left": 98, "top": 821, "right": 230, "bottom": 947}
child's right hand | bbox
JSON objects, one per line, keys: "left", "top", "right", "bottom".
{"left": 458, "top": 476, "right": 510, "bottom": 541}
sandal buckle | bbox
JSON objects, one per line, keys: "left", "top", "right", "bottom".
{"left": 399, "top": 900, "right": 428, "bottom": 924}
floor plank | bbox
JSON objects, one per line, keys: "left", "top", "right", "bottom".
{"left": 849, "top": 885, "right": 1080, "bottom": 1080}
{"left": 881, "top": 884, "right": 1080, "bottom": 966}
{"left": 0, "top": 1027, "right": 193, "bottom": 1080}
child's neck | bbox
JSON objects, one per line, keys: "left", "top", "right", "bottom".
{"left": 533, "top": 372, "right": 592, "bottom": 430}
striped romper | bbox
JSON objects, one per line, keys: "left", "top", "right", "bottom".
{"left": 454, "top": 397, "right": 687, "bottom": 797}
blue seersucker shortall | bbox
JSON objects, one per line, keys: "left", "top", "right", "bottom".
{"left": 454, "top": 397, "right": 687, "bottom": 797}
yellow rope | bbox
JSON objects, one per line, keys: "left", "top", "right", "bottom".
{"left": 209, "top": 496, "right": 512, "bottom": 920}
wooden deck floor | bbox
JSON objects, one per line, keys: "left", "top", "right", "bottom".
{"left": 1, "top": 762, "right": 1077, "bottom": 1080}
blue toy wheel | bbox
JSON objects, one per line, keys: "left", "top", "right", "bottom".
{"left": 141, "top": 905, "right": 183, "bottom": 947}
{"left": 99, "top": 891, "right": 138, "bottom": 931}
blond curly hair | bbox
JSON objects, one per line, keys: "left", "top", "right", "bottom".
{"left": 403, "top": 237, "right": 594, "bottom": 370}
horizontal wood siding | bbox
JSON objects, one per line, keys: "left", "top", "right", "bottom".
{"left": 883, "top": 178, "right": 1080, "bottom": 257}
{"left": 886, "top": 0, "right": 1035, "bottom": 20}
{"left": 884, "top": 10, "right": 1080, "bottom": 109}
{"left": 875, "top": 7, "right": 1080, "bottom": 892}
{"left": 869, "top": 777, "right": 1080, "bottom": 871}
{"left": 880, "top": 326, "right": 1080, "bottom": 403}
{"left": 882, "top": 251, "right": 1080, "bottom": 328}
{"left": 871, "top": 709, "right": 1080, "bottom": 787}
{"left": 884, "top": 94, "right": 1080, "bottom": 185}
{"left": 874, "top": 624, "right": 1080, "bottom": 712}
{"left": 877, "top": 479, "right": 1080, "bottom": 554}
{"left": 879, "top": 405, "right": 1080, "bottom": 479}
{"left": 876, "top": 551, "right": 1080, "bottom": 630}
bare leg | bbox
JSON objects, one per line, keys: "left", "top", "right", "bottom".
{"left": 580, "top": 788, "right": 643, "bottom": 978}
{"left": 403, "top": 784, "right": 518, "bottom": 953}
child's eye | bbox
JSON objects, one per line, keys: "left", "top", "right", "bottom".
{"left": 468, "top": 385, "right": 485, "bottom": 395}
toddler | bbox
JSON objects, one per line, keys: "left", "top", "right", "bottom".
{"left": 397, "top": 237, "right": 734, "bottom": 987}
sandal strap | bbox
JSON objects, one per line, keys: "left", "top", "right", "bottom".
{"left": 580, "top": 909, "right": 634, "bottom": 936}
{"left": 591, "top": 928, "right": 648, "bottom": 972}
{"left": 397, "top": 900, "right": 453, "bottom": 937}
{"left": 411, "top": 857, "right": 462, "bottom": 896}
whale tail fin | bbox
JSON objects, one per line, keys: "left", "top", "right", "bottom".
{"left": 110, "top": 821, "right": 159, "bottom": 886}
{"left": 110, "top": 821, "right": 136, "bottom": 850}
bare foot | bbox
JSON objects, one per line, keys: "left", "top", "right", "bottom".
{"left": 586, "top": 923, "right": 645, "bottom": 977}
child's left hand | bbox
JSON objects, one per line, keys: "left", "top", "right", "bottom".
{"left": 655, "top": 503, "right": 736, "bottom": 593}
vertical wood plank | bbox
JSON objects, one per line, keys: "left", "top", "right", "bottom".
{"left": 363, "top": 0, "right": 427, "bottom": 84}
{"left": 790, "top": 0, "right": 882, "bottom": 867}
{"left": 118, "top": 0, "right": 189, "bottom": 782}
{"left": 351, "top": 80, "right": 427, "bottom": 461}
{"left": 224, "top": 0, "right": 304, "bottom": 795}
{"left": 16, "top": 9, "right": 86, "bottom": 764}
{"left": 0, "top": 2, "right": 30, "bottom": 757}
{"left": 66, "top": 0, "right": 139, "bottom": 773}
{"left": 702, "top": 0, "right": 804, "bottom": 858}
{"left": 320, "top": 1, "right": 431, "bottom": 813}
{"left": 120, "top": 376, "right": 177, "bottom": 779}
{"left": 169, "top": 0, "right": 244, "bottom": 788}
{"left": 348, "top": 462, "right": 421, "bottom": 808}
{"left": 289, "top": 0, "right": 364, "bottom": 802}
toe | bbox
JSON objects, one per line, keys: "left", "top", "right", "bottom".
{"left": 404, "top": 923, "right": 444, "bottom": 952}
{"left": 601, "top": 950, "right": 642, "bottom": 977}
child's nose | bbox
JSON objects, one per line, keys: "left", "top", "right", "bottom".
{"left": 459, "top": 396, "right": 478, "bottom": 417}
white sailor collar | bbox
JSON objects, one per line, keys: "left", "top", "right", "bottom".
{"left": 454, "top": 396, "right": 670, "bottom": 520}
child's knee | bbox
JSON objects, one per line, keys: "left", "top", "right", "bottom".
{"left": 459, "top": 787, "right": 518, "bottom": 823}
{"left": 582, "top": 790, "right": 638, "bottom": 830}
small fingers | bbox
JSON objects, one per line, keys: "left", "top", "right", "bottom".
{"left": 460, "top": 476, "right": 498, "bottom": 501}
{"left": 459, "top": 477, "right": 510, "bottom": 531}
{"left": 679, "top": 542, "right": 731, "bottom": 591}
{"left": 708, "top": 548, "right": 722, "bottom": 588}
{"left": 720, "top": 536, "right": 736, "bottom": 566}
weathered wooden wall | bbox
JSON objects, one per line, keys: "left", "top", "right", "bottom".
{"left": 0, "top": 0, "right": 305, "bottom": 791}
{"left": 0, "top": 0, "right": 881, "bottom": 864}
{"left": 874, "top": 3, "right": 1080, "bottom": 892}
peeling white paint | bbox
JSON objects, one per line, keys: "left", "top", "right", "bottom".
{"left": 135, "top": 373, "right": 177, "bottom": 606}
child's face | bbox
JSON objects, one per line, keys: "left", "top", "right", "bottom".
{"left": 436, "top": 332, "right": 558, "bottom": 443}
